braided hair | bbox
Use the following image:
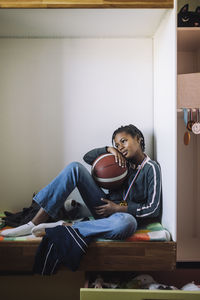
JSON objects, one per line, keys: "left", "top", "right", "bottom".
{"left": 112, "top": 124, "right": 145, "bottom": 152}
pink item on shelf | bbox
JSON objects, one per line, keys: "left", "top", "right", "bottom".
{"left": 177, "top": 72, "right": 200, "bottom": 108}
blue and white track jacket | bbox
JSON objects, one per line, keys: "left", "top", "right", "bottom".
{"left": 83, "top": 147, "right": 162, "bottom": 224}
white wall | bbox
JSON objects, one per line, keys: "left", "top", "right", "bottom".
{"left": 0, "top": 38, "right": 153, "bottom": 211}
{"left": 153, "top": 9, "right": 177, "bottom": 240}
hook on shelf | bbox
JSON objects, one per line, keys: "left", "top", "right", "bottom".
{"left": 179, "top": 108, "right": 200, "bottom": 138}
{"left": 177, "top": 108, "right": 200, "bottom": 112}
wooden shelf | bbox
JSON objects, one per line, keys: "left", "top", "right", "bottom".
{"left": 0, "top": 240, "right": 176, "bottom": 273}
{"left": 0, "top": 0, "right": 173, "bottom": 9}
{"left": 80, "top": 241, "right": 176, "bottom": 271}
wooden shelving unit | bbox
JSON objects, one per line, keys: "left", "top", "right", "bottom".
{"left": 0, "top": 0, "right": 177, "bottom": 280}
{"left": 177, "top": 27, "right": 200, "bottom": 262}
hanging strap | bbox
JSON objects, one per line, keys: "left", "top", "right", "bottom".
{"left": 183, "top": 108, "right": 188, "bottom": 126}
{"left": 120, "top": 156, "right": 148, "bottom": 206}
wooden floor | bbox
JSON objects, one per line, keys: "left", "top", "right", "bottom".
{"left": 0, "top": 240, "right": 176, "bottom": 273}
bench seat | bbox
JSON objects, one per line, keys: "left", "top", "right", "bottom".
{"left": 0, "top": 239, "right": 176, "bottom": 273}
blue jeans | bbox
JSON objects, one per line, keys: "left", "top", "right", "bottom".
{"left": 33, "top": 162, "right": 137, "bottom": 240}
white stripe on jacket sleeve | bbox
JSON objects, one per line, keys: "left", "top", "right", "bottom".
{"left": 136, "top": 162, "right": 161, "bottom": 217}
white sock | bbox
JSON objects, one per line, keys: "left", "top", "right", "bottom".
{"left": 31, "top": 220, "right": 64, "bottom": 236}
{"left": 1, "top": 221, "right": 35, "bottom": 237}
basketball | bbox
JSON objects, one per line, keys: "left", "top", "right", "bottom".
{"left": 91, "top": 153, "right": 128, "bottom": 190}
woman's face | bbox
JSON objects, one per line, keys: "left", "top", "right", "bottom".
{"left": 114, "top": 132, "right": 142, "bottom": 160}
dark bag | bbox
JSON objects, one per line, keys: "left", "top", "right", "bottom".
{"left": 2, "top": 193, "right": 66, "bottom": 227}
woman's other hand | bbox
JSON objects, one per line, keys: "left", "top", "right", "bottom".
{"left": 95, "top": 198, "right": 118, "bottom": 217}
{"left": 95, "top": 198, "right": 127, "bottom": 217}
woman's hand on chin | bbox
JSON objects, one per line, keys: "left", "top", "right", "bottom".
{"left": 107, "top": 147, "right": 126, "bottom": 167}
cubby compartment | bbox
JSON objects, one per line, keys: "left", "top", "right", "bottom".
{"left": 177, "top": 27, "right": 200, "bottom": 262}
{"left": 177, "top": 28, "right": 200, "bottom": 75}
{"left": 177, "top": 28, "right": 200, "bottom": 108}
{"left": 81, "top": 269, "right": 200, "bottom": 299}
{"left": 0, "top": 7, "right": 177, "bottom": 241}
